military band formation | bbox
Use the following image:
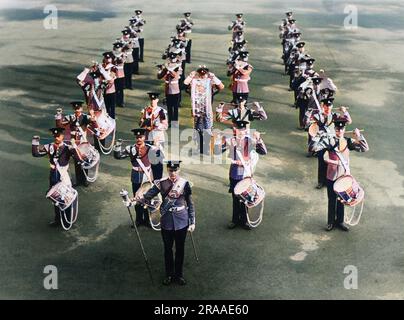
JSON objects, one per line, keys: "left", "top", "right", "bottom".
{"left": 30, "top": 10, "right": 368, "bottom": 286}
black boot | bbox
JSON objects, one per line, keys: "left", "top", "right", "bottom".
{"left": 175, "top": 277, "right": 187, "bottom": 286}
{"left": 162, "top": 276, "right": 173, "bottom": 286}
{"left": 337, "top": 223, "right": 349, "bottom": 231}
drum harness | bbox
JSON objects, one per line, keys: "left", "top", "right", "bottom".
{"left": 51, "top": 160, "right": 79, "bottom": 231}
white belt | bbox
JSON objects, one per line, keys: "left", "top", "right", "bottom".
{"left": 235, "top": 78, "right": 250, "bottom": 82}
{"left": 116, "top": 66, "right": 124, "bottom": 70}
{"left": 231, "top": 159, "right": 244, "bottom": 165}
{"left": 165, "top": 80, "right": 179, "bottom": 84}
{"left": 168, "top": 205, "right": 186, "bottom": 212}
{"left": 132, "top": 166, "right": 146, "bottom": 172}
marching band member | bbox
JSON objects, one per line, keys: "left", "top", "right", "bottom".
{"left": 32, "top": 128, "right": 79, "bottom": 226}
{"left": 311, "top": 117, "right": 369, "bottom": 231}
{"left": 233, "top": 30, "right": 245, "bottom": 43}
{"left": 139, "top": 92, "right": 168, "bottom": 181}
{"left": 287, "top": 41, "right": 306, "bottom": 90}
{"left": 181, "top": 12, "right": 194, "bottom": 33}
{"left": 132, "top": 10, "right": 146, "bottom": 62}
{"left": 55, "top": 101, "right": 99, "bottom": 187}
{"left": 138, "top": 161, "right": 195, "bottom": 286}
{"left": 164, "top": 38, "right": 186, "bottom": 89}
{"left": 139, "top": 92, "right": 168, "bottom": 147}
{"left": 229, "top": 13, "right": 245, "bottom": 40}
{"left": 157, "top": 54, "right": 182, "bottom": 127}
{"left": 175, "top": 26, "right": 189, "bottom": 83}
{"left": 183, "top": 66, "right": 225, "bottom": 154}
{"left": 114, "top": 128, "right": 159, "bottom": 227}
{"left": 230, "top": 51, "right": 253, "bottom": 103}
{"left": 120, "top": 28, "right": 135, "bottom": 90}
{"left": 112, "top": 40, "right": 127, "bottom": 108}
{"left": 101, "top": 51, "right": 117, "bottom": 119}
{"left": 215, "top": 120, "right": 267, "bottom": 230}
{"left": 76, "top": 66, "right": 106, "bottom": 112}
{"left": 216, "top": 95, "right": 267, "bottom": 128}
{"left": 128, "top": 20, "right": 141, "bottom": 74}
{"left": 312, "top": 100, "right": 352, "bottom": 189}
{"left": 291, "top": 66, "right": 307, "bottom": 109}
{"left": 181, "top": 12, "right": 193, "bottom": 63}
{"left": 227, "top": 40, "right": 248, "bottom": 67}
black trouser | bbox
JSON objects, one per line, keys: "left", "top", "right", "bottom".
{"left": 185, "top": 39, "right": 192, "bottom": 63}
{"left": 124, "top": 63, "right": 133, "bottom": 89}
{"left": 194, "top": 126, "right": 211, "bottom": 155}
{"left": 327, "top": 179, "right": 345, "bottom": 225}
{"left": 74, "top": 161, "right": 87, "bottom": 186}
{"left": 104, "top": 92, "right": 116, "bottom": 119}
{"left": 161, "top": 227, "right": 188, "bottom": 278}
{"left": 229, "top": 178, "right": 247, "bottom": 225}
{"left": 317, "top": 149, "right": 327, "bottom": 185}
{"left": 232, "top": 92, "right": 249, "bottom": 104}
{"left": 151, "top": 163, "right": 163, "bottom": 181}
{"left": 166, "top": 93, "right": 180, "bottom": 124}
{"left": 114, "top": 78, "right": 125, "bottom": 107}
{"left": 296, "top": 98, "right": 307, "bottom": 128}
{"left": 139, "top": 38, "right": 144, "bottom": 62}
{"left": 289, "top": 72, "right": 295, "bottom": 89}
{"left": 180, "top": 61, "right": 186, "bottom": 89}
{"left": 132, "top": 182, "right": 149, "bottom": 224}
{"left": 49, "top": 169, "right": 61, "bottom": 222}
{"left": 132, "top": 48, "right": 139, "bottom": 74}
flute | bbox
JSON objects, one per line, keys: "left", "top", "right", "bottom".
{"left": 345, "top": 129, "right": 364, "bottom": 134}
{"left": 219, "top": 101, "right": 263, "bottom": 106}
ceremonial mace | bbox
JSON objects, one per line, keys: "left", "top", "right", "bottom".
{"left": 189, "top": 231, "right": 199, "bottom": 263}
{"left": 120, "top": 189, "right": 154, "bottom": 285}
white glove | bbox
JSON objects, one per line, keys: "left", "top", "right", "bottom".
{"left": 32, "top": 136, "right": 40, "bottom": 145}
{"left": 216, "top": 103, "right": 224, "bottom": 113}
{"left": 188, "top": 224, "right": 195, "bottom": 232}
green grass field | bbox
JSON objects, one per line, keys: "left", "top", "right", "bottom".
{"left": 0, "top": 0, "right": 403, "bottom": 299}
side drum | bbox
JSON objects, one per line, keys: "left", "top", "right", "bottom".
{"left": 234, "top": 178, "right": 265, "bottom": 208}
{"left": 46, "top": 182, "right": 78, "bottom": 211}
